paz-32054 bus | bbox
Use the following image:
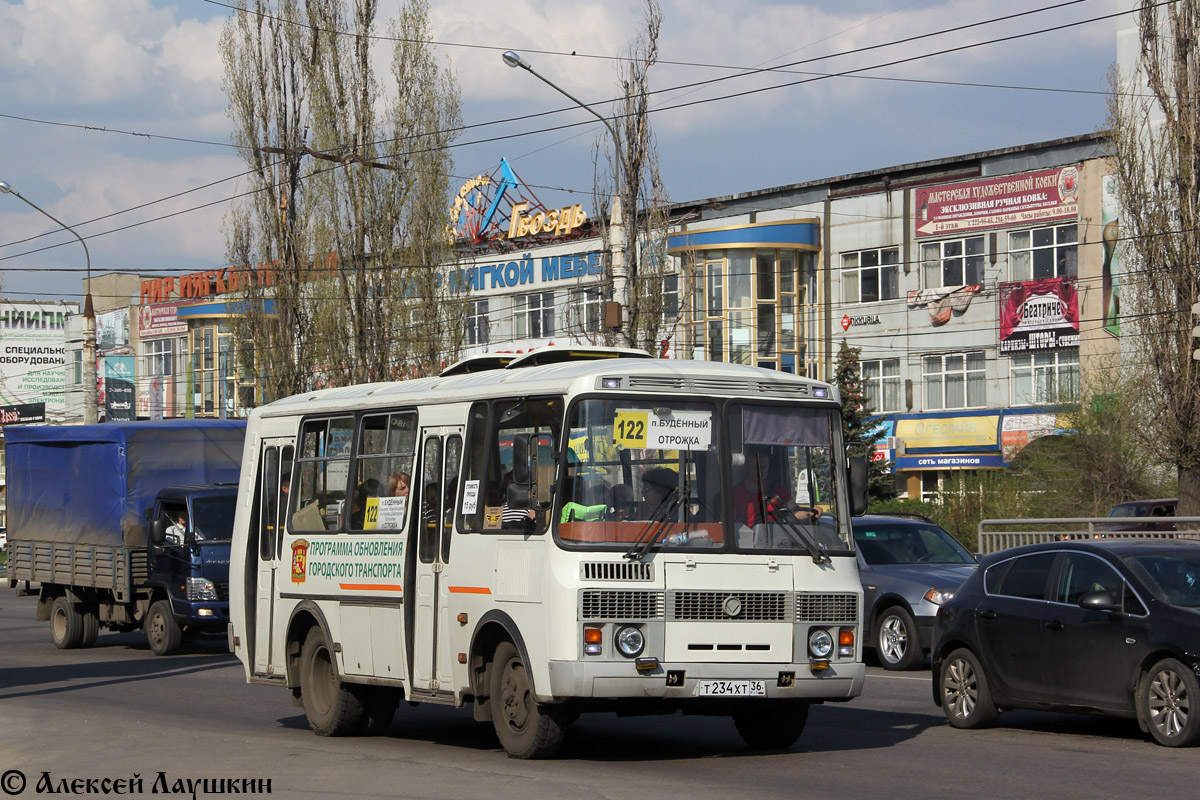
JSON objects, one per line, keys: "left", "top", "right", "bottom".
{"left": 228, "top": 350, "right": 870, "bottom": 758}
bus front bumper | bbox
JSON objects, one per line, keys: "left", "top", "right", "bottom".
{"left": 545, "top": 659, "right": 865, "bottom": 702}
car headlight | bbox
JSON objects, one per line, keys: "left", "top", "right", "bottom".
{"left": 808, "top": 628, "right": 834, "bottom": 659}
{"left": 924, "top": 588, "right": 954, "bottom": 606}
{"left": 186, "top": 577, "right": 218, "bottom": 601}
{"left": 615, "top": 625, "right": 645, "bottom": 658}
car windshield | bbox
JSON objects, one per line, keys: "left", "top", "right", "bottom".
{"left": 1109, "top": 504, "right": 1150, "bottom": 518}
{"left": 853, "top": 522, "right": 974, "bottom": 565}
{"left": 1125, "top": 550, "right": 1200, "bottom": 608}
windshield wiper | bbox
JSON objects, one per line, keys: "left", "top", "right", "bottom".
{"left": 763, "top": 507, "right": 831, "bottom": 565}
{"left": 623, "top": 488, "right": 682, "bottom": 561}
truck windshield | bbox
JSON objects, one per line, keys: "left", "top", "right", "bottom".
{"left": 556, "top": 398, "right": 852, "bottom": 555}
{"left": 192, "top": 496, "right": 237, "bottom": 542}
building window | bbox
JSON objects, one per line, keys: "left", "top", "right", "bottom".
{"left": 923, "top": 351, "right": 986, "bottom": 410}
{"left": 921, "top": 236, "right": 984, "bottom": 289}
{"left": 1011, "top": 349, "right": 1079, "bottom": 405}
{"left": 861, "top": 358, "right": 902, "bottom": 412}
{"left": 516, "top": 291, "right": 555, "bottom": 339}
{"left": 467, "top": 299, "right": 490, "bottom": 346}
{"left": 662, "top": 273, "right": 679, "bottom": 321}
{"left": 842, "top": 247, "right": 900, "bottom": 303}
{"left": 568, "top": 287, "right": 603, "bottom": 334}
{"left": 1009, "top": 224, "right": 1077, "bottom": 281}
{"left": 143, "top": 338, "right": 173, "bottom": 377}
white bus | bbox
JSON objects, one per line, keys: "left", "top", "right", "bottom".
{"left": 228, "top": 349, "right": 870, "bottom": 758}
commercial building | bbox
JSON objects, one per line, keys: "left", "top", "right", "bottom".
{"left": 35, "top": 132, "right": 1116, "bottom": 501}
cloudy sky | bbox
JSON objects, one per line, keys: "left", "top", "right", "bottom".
{"left": 0, "top": 0, "right": 1119, "bottom": 307}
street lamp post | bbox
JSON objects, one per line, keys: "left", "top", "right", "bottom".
{"left": 0, "top": 181, "right": 98, "bottom": 424}
{"left": 502, "top": 51, "right": 628, "bottom": 338}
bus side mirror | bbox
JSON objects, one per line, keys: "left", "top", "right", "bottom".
{"left": 848, "top": 456, "right": 870, "bottom": 516}
{"left": 512, "top": 432, "right": 535, "bottom": 486}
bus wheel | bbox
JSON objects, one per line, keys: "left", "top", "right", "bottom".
{"left": 358, "top": 687, "right": 400, "bottom": 736}
{"left": 145, "top": 600, "right": 182, "bottom": 656}
{"left": 732, "top": 701, "right": 810, "bottom": 750}
{"left": 300, "top": 627, "right": 364, "bottom": 736}
{"left": 50, "top": 596, "right": 84, "bottom": 649}
{"left": 490, "top": 641, "right": 566, "bottom": 759}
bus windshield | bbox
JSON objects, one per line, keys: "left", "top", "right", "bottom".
{"left": 556, "top": 398, "right": 852, "bottom": 555}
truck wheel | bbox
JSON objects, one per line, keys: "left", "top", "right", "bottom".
{"left": 145, "top": 599, "right": 182, "bottom": 656}
{"left": 490, "top": 641, "right": 566, "bottom": 758}
{"left": 50, "top": 596, "right": 84, "bottom": 649}
{"left": 300, "top": 627, "right": 364, "bottom": 736}
{"left": 732, "top": 701, "right": 810, "bottom": 750}
{"left": 81, "top": 609, "right": 100, "bottom": 648}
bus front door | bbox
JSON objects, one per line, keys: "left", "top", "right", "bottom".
{"left": 253, "top": 439, "right": 293, "bottom": 677}
{"left": 410, "top": 429, "right": 462, "bottom": 694}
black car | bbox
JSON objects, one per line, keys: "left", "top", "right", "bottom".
{"left": 853, "top": 515, "right": 977, "bottom": 670}
{"left": 932, "top": 539, "right": 1200, "bottom": 746}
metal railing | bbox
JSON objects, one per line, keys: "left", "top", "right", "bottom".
{"left": 977, "top": 517, "right": 1200, "bottom": 556}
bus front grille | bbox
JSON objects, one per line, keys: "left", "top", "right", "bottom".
{"left": 795, "top": 593, "right": 858, "bottom": 623}
{"left": 671, "top": 591, "right": 788, "bottom": 621}
{"left": 580, "top": 590, "right": 665, "bottom": 620}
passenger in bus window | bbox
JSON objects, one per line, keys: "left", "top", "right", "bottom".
{"left": 500, "top": 471, "right": 535, "bottom": 530}
{"left": 422, "top": 482, "right": 439, "bottom": 528}
{"left": 639, "top": 468, "right": 679, "bottom": 519}
{"left": 388, "top": 471, "right": 410, "bottom": 498}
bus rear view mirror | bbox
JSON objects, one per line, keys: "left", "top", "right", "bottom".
{"left": 512, "top": 432, "right": 535, "bottom": 486}
{"left": 849, "top": 456, "right": 869, "bottom": 516}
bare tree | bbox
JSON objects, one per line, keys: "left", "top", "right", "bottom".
{"left": 222, "top": 0, "right": 463, "bottom": 400}
{"left": 221, "top": 0, "right": 316, "bottom": 401}
{"left": 593, "top": 0, "right": 675, "bottom": 354}
{"left": 1106, "top": 0, "right": 1200, "bottom": 514}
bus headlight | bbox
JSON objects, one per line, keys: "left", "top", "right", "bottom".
{"left": 808, "top": 629, "right": 834, "bottom": 659}
{"left": 615, "top": 625, "right": 645, "bottom": 658}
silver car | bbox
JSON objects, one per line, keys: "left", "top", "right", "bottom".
{"left": 853, "top": 514, "right": 977, "bottom": 671}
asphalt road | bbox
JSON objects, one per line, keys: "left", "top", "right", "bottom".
{"left": 1, "top": 591, "right": 1195, "bottom": 800}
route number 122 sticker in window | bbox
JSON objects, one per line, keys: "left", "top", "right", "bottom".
{"left": 614, "top": 409, "right": 712, "bottom": 451}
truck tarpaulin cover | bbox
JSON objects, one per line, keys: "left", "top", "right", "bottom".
{"left": 6, "top": 420, "right": 246, "bottom": 548}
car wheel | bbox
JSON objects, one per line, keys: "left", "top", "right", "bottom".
{"left": 50, "top": 595, "right": 84, "bottom": 649}
{"left": 939, "top": 647, "right": 998, "bottom": 729}
{"left": 490, "top": 641, "right": 566, "bottom": 759}
{"left": 1143, "top": 658, "right": 1200, "bottom": 747}
{"left": 732, "top": 701, "right": 810, "bottom": 750}
{"left": 300, "top": 626, "right": 364, "bottom": 736}
{"left": 876, "top": 606, "right": 923, "bottom": 671}
{"left": 145, "top": 599, "right": 182, "bottom": 656}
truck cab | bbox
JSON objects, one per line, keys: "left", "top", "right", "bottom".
{"left": 147, "top": 485, "right": 237, "bottom": 653}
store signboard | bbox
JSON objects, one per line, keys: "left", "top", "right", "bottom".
{"left": 893, "top": 414, "right": 1000, "bottom": 452}
{"left": 894, "top": 454, "right": 1005, "bottom": 470}
{"left": 998, "top": 277, "right": 1080, "bottom": 353}
{"left": 915, "top": 166, "right": 1079, "bottom": 237}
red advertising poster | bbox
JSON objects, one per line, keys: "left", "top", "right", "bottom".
{"left": 998, "top": 277, "right": 1080, "bottom": 353}
{"left": 139, "top": 301, "right": 187, "bottom": 338}
{"left": 915, "top": 167, "right": 1079, "bottom": 237}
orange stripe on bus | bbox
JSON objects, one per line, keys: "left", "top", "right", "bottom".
{"left": 338, "top": 584, "right": 404, "bottom": 592}
{"left": 447, "top": 586, "right": 492, "bottom": 594}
